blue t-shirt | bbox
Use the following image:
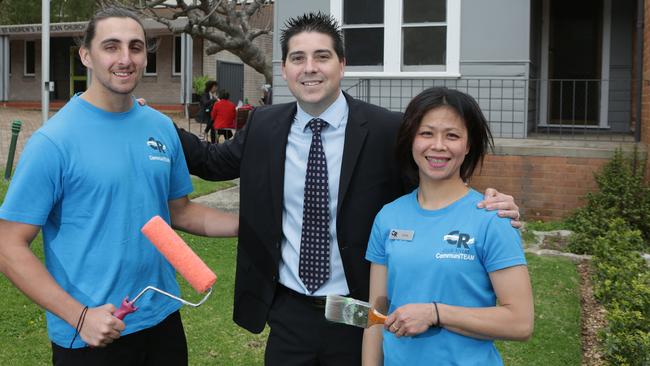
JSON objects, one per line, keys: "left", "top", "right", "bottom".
{"left": 0, "top": 95, "right": 193, "bottom": 348}
{"left": 365, "top": 188, "right": 526, "bottom": 366}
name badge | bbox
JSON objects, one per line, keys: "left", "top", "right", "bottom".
{"left": 389, "top": 229, "right": 414, "bottom": 241}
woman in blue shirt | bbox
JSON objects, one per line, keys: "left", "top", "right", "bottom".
{"left": 362, "top": 87, "right": 534, "bottom": 365}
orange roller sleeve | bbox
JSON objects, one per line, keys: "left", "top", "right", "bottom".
{"left": 141, "top": 216, "right": 217, "bottom": 293}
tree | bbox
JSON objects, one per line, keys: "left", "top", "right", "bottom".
{"left": 0, "top": 0, "right": 95, "bottom": 25}
{"left": 100, "top": 0, "right": 273, "bottom": 83}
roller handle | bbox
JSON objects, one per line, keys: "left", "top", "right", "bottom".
{"left": 113, "top": 297, "right": 138, "bottom": 320}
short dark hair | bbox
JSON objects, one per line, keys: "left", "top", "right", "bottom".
{"left": 395, "top": 87, "right": 494, "bottom": 184}
{"left": 218, "top": 89, "right": 230, "bottom": 100}
{"left": 81, "top": 6, "right": 147, "bottom": 50}
{"left": 280, "top": 12, "right": 345, "bottom": 63}
{"left": 204, "top": 80, "right": 217, "bottom": 94}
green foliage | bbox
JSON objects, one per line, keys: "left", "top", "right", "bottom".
{"left": 0, "top": 0, "right": 96, "bottom": 25}
{"left": 525, "top": 220, "right": 568, "bottom": 232}
{"left": 567, "top": 150, "right": 650, "bottom": 365}
{"left": 590, "top": 221, "right": 647, "bottom": 305}
{"left": 588, "top": 220, "right": 650, "bottom": 366}
{"left": 566, "top": 148, "right": 650, "bottom": 254}
{"left": 566, "top": 206, "right": 618, "bottom": 254}
{"left": 192, "top": 75, "right": 210, "bottom": 96}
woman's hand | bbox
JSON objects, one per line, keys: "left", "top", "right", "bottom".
{"left": 384, "top": 303, "right": 436, "bottom": 338}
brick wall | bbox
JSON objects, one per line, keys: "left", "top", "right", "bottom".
{"left": 470, "top": 154, "right": 607, "bottom": 221}
{"left": 133, "top": 36, "right": 203, "bottom": 104}
{"left": 9, "top": 39, "right": 41, "bottom": 101}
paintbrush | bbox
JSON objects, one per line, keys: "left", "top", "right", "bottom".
{"left": 324, "top": 295, "right": 387, "bottom": 328}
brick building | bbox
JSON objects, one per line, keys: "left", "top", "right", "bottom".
{"left": 0, "top": 4, "right": 273, "bottom": 109}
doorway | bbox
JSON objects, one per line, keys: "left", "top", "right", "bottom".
{"left": 217, "top": 61, "right": 244, "bottom": 104}
{"left": 69, "top": 46, "right": 87, "bottom": 97}
{"left": 540, "top": 0, "right": 611, "bottom": 127}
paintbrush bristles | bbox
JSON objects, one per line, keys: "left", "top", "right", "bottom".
{"left": 325, "top": 295, "right": 373, "bottom": 328}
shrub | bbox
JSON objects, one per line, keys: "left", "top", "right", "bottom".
{"left": 566, "top": 206, "right": 618, "bottom": 254}
{"left": 566, "top": 148, "right": 650, "bottom": 253}
{"left": 600, "top": 303, "right": 650, "bottom": 366}
{"left": 192, "top": 75, "right": 210, "bottom": 95}
{"left": 590, "top": 220, "right": 646, "bottom": 303}
{"left": 589, "top": 219, "right": 650, "bottom": 365}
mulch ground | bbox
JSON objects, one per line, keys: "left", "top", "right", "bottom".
{"left": 577, "top": 260, "right": 607, "bottom": 366}
{"left": 539, "top": 235, "right": 607, "bottom": 365}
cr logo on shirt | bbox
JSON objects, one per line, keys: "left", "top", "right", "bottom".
{"left": 147, "top": 137, "right": 167, "bottom": 154}
{"left": 443, "top": 230, "right": 475, "bottom": 249}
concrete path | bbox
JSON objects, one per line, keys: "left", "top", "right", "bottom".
{"left": 192, "top": 179, "right": 240, "bottom": 214}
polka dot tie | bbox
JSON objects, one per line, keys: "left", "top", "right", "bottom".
{"left": 299, "top": 118, "right": 330, "bottom": 294}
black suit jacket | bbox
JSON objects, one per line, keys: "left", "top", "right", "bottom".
{"left": 178, "top": 93, "right": 407, "bottom": 333}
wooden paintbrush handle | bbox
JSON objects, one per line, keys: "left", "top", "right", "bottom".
{"left": 368, "top": 308, "right": 387, "bottom": 326}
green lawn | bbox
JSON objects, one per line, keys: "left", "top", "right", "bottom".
{"left": 0, "top": 175, "right": 582, "bottom": 365}
{"left": 496, "top": 255, "right": 582, "bottom": 365}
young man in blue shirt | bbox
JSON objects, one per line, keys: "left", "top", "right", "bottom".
{"left": 0, "top": 7, "right": 237, "bottom": 365}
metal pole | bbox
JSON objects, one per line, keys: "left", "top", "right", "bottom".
{"left": 42, "top": 0, "right": 51, "bottom": 125}
{"left": 4, "top": 120, "right": 22, "bottom": 180}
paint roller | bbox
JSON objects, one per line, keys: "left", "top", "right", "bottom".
{"left": 113, "top": 216, "right": 217, "bottom": 320}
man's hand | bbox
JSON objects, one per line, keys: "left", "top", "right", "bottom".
{"left": 79, "top": 304, "right": 126, "bottom": 347}
{"left": 384, "top": 303, "right": 435, "bottom": 338}
{"left": 478, "top": 188, "right": 522, "bottom": 228}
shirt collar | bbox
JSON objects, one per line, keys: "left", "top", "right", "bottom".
{"left": 295, "top": 91, "right": 347, "bottom": 131}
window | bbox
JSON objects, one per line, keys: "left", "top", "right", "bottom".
{"left": 173, "top": 36, "right": 181, "bottom": 76}
{"left": 145, "top": 49, "right": 157, "bottom": 75}
{"left": 24, "top": 40, "right": 35, "bottom": 76}
{"left": 341, "top": 0, "right": 384, "bottom": 70}
{"left": 331, "top": 0, "right": 460, "bottom": 77}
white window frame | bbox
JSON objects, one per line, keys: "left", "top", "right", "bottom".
{"left": 172, "top": 35, "right": 181, "bottom": 76}
{"left": 24, "top": 40, "right": 35, "bottom": 77}
{"left": 330, "top": 0, "right": 461, "bottom": 78}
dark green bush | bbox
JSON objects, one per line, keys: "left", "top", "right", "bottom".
{"left": 601, "top": 305, "right": 650, "bottom": 366}
{"left": 566, "top": 148, "right": 650, "bottom": 254}
{"left": 592, "top": 223, "right": 650, "bottom": 311}
{"left": 589, "top": 219, "right": 650, "bottom": 366}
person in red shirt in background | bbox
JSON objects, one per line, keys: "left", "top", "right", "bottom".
{"left": 210, "top": 90, "right": 237, "bottom": 143}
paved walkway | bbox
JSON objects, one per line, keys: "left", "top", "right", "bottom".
{"left": 192, "top": 179, "right": 240, "bottom": 214}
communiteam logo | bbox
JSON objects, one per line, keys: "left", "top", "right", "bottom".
{"left": 147, "top": 137, "right": 170, "bottom": 163}
{"left": 436, "top": 230, "right": 477, "bottom": 261}
{"left": 147, "top": 137, "right": 167, "bottom": 153}
{"left": 443, "top": 230, "right": 475, "bottom": 249}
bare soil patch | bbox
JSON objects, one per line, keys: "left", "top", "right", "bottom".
{"left": 577, "top": 261, "right": 607, "bottom": 366}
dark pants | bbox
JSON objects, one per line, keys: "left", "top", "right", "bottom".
{"left": 204, "top": 124, "right": 217, "bottom": 143}
{"left": 217, "top": 129, "right": 234, "bottom": 141}
{"left": 51, "top": 311, "right": 187, "bottom": 366}
{"left": 264, "top": 285, "right": 363, "bottom": 366}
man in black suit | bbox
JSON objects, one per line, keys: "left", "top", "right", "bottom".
{"left": 177, "top": 12, "right": 520, "bottom": 366}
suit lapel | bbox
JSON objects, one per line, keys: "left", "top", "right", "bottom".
{"left": 268, "top": 104, "right": 297, "bottom": 232}
{"left": 337, "top": 95, "right": 368, "bottom": 216}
